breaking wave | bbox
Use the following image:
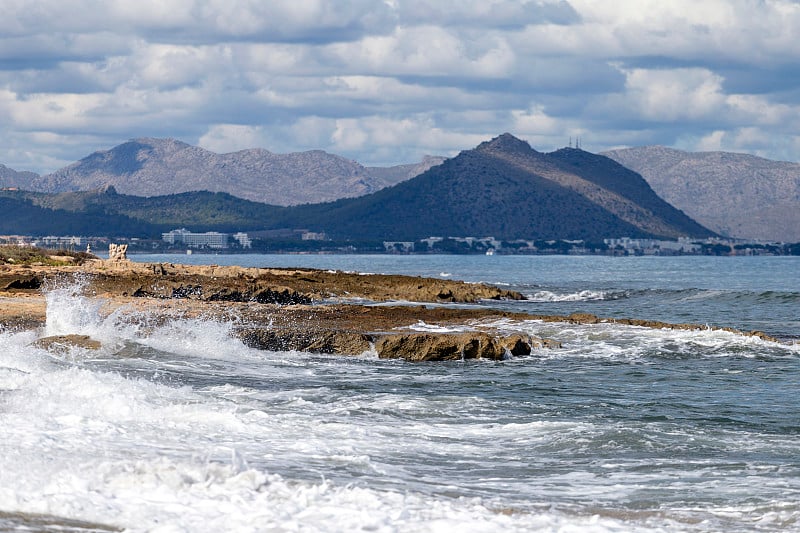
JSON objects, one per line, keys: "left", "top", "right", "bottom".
{"left": 526, "top": 289, "right": 629, "bottom": 302}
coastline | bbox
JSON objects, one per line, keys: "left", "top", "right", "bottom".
{"left": 0, "top": 259, "right": 780, "bottom": 360}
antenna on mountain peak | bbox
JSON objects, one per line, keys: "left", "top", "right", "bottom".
{"left": 569, "top": 136, "right": 572, "bottom": 148}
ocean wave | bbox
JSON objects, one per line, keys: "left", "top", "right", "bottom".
{"left": 675, "top": 288, "right": 800, "bottom": 304}
{"left": 2, "top": 281, "right": 798, "bottom": 532}
{"left": 526, "top": 289, "right": 629, "bottom": 302}
{"left": 477, "top": 318, "right": 799, "bottom": 360}
{"left": 401, "top": 320, "right": 473, "bottom": 333}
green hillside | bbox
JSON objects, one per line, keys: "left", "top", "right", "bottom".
{"left": 1, "top": 134, "right": 717, "bottom": 241}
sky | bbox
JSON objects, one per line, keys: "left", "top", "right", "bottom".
{"left": 2, "top": 0, "right": 800, "bottom": 173}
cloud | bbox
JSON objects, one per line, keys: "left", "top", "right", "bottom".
{"left": 392, "top": 0, "right": 580, "bottom": 27}
{"left": 3, "top": 0, "right": 800, "bottom": 173}
{"left": 619, "top": 67, "right": 727, "bottom": 122}
{"left": 0, "top": 0, "right": 397, "bottom": 43}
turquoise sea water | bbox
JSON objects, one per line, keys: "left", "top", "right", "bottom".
{"left": 0, "top": 254, "right": 798, "bottom": 531}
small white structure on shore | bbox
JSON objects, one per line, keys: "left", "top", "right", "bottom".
{"left": 108, "top": 243, "right": 129, "bottom": 262}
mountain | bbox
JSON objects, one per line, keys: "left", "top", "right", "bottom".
{"left": 27, "top": 138, "right": 443, "bottom": 206}
{"left": 1, "top": 134, "right": 715, "bottom": 242}
{"left": 0, "top": 164, "right": 38, "bottom": 189}
{"left": 1, "top": 186, "right": 284, "bottom": 235}
{"left": 0, "top": 192, "right": 160, "bottom": 236}
{"left": 278, "top": 134, "right": 715, "bottom": 241}
{"left": 365, "top": 155, "right": 447, "bottom": 187}
{"left": 602, "top": 146, "right": 800, "bottom": 241}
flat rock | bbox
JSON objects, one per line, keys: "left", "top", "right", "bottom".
{"left": 32, "top": 334, "right": 101, "bottom": 351}
{"left": 0, "top": 262, "right": 782, "bottom": 363}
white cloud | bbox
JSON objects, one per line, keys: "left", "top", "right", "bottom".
{"left": 620, "top": 67, "right": 727, "bottom": 121}
{"left": 323, "top": 25, "right": 517, "bottom": 80}
{"left": 198, "top": 124, "right": 269, "bottom": 153}
{"left": 331, "top": 115, "right": 489, "bottom": 162}
{"left": 511, "top": 105, "right": 560, "bottom": 135}
{"left": 394, "top": 0, "right": 579, "bottom": 27}
{"left": 0, "top": 0, "right": 395, "bottom": 42}
{"left": 3, "top": 0, "right": 800, "bottom": 173}
{"left": 693, "top": 130, "right": 727, "bottom": 152}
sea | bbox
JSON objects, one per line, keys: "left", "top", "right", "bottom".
{"left": 0, "top": 254, "right": 798, "bottom": 532}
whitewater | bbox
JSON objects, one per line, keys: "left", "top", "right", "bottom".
{"left": 1, "top": 255, "right": 798, "bottom": 532}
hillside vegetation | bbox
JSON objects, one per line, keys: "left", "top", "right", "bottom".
{"left": 1, "top": 135, "right": 716, "bottom": 242}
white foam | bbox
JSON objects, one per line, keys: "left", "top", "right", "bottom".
{"left": 1, "top": 274, "right": 796, "bottom": 532}
{"left": 0, "top": 446, "right": 669, "bottom": 533}
{"left": 527, "top": 289, "right": 616, "bottom": 302}
{"left": 478, "top": 317, "right": 800, "bottom": 360}
{"left": 136, "top": 316, "right": 251, "bottom": 361}
{"left": 401, "top": 320, "right": 473, "bottom": 333}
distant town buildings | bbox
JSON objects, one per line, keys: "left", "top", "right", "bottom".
{"left": 37, "top": 236, "right": 88, "bottom": 248}
{"left": 161, "top": 228, "right": 229, "bottom": 249}
{"left": 603, "top": 237, "right": 702, "bottom": 255}
{"left": 232, "top": 232, "right": 252, "bottom": 248}
{"left": 2, "top": 231, "right": 797, "bottom": 256}
{"left": 383, "top": 241, "right": 415, "bottom": 252}
{"left": 161, "top": 229, "right": 321, "bottom": 249}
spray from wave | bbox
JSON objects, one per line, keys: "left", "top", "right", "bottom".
{"left": 527, "top": 289, "right": 629, "bottom": 302}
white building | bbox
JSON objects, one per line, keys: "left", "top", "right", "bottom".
{"left": 37, "top": 236, "right": 87, "bottom": 248}
{"left": 232, "top": 232, "right": 252, "bottom": 248}
{"left": 301, "top": 231, "right": 327, "bottom": 241}
{"left": 162, "top": 228, "right": 229, "bottom": 249}
{"left": 383, "top": 241, "right": 415, "bottom": 252}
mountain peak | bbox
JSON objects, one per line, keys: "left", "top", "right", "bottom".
{"left": 476, "top": 133, "right": 538, "bottom": 156}
{"left": 130, "top": 137, "right": 190, "bottom": 148}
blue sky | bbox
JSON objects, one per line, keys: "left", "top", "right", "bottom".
{"left": 2, "top": 0, "right": 799, "bottom": 173}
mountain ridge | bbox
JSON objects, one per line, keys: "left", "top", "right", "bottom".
{"left": 602, "top": 145, "right": 800, "bottom": 241}
{"left": 5, "top": 138, "right": 446, "bottom": 206}
{"left": 0, "top": 134, "right": 716, "bottom": 242}
{"left": 273, "top": 133, "right": 715, "bottom": 241}
{"left": 4, "top": 137, "right": 797, "bottom": 242}
{"left": 0, "top": 164, "right": 38, "bottom": 188}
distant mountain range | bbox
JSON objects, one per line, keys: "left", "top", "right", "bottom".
{"left": 0, "top": 164, "right": 38, "bottom": 188}
{"left": 3, "top": 138, "right": 445, "bottom": 206}
{"left": 603, "top": 146, "right": 800, "bottom": 242}
{"left": 4, "top": 137, "right": 798, "bottom": 242}
{"left": 0, "top": 134, "right": 716, "bottom": 242}
{"left": 278, "top": 134, "right": 714, "bottom": 241}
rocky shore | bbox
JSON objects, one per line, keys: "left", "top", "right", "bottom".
{"left": 0, "top": 258, "right": 779, "bottom": 361}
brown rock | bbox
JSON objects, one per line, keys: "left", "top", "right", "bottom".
{"left": 236, "top": 328, "right": 372, "bottom": 355}
{"left": 375, "top": 332, "right": 513, "bottom": 362}
{"left": 568, "top": 313, "right": 600, "bottom": 324}
{"left": 32, "top": 334, "right": 101, "bottom": 351}
{"left": 375, "top": 333, "right": 460, "bottom": 361}
{"left": 1, "top": 273, "right": 43, "bottom": 291}
{"left": 502, "top": 334, "right": 535, "bottom": 356}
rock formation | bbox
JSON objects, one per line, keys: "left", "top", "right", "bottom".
{"left": 0, "top": 261, "right": 779, "bottom": 361}
{"left": 108, "top": 243, "right": 128, "bottom": 262}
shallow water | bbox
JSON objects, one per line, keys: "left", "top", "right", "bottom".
{"left": 1, "top": 255, "right": 798, "bottom": 531}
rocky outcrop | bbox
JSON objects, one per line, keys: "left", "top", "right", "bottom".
{"left": 373, "top": 332, "right": 559, "bottom": 362}
{"left": 32, "top": 334, "right": 101, "bottom": 352}
{"left": 0, "top": 261, "right": 522, "bottom": 305}
{"left": 108, "top": 243, "right": 129, "bottom": 262}
{"left": 0, "top": 261, "right": 782, "bottom": 364}
{"left": 236, "top": 326, "right": 559, "bottom": 361}
{"left": 237, "top": 328, "right": 373, "bottom": 355}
